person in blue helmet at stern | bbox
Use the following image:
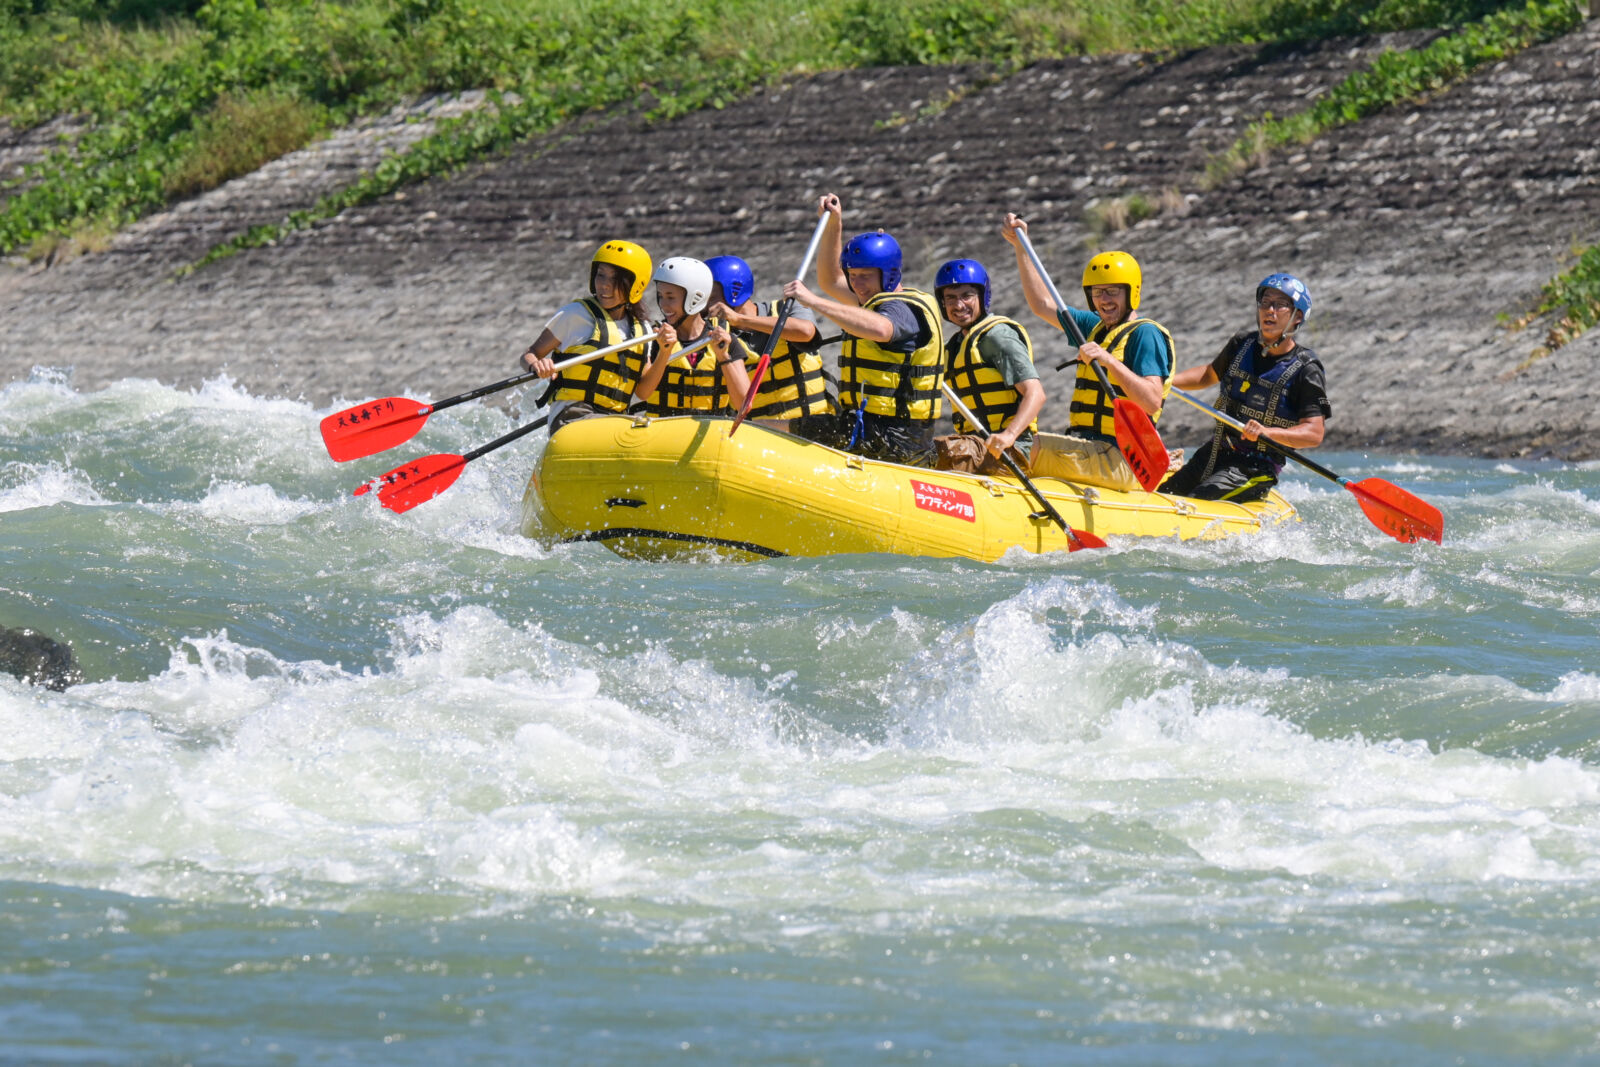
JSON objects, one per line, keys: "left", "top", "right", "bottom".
{"left": 782, "top": 194, "right": 945, "bottom": 466}
{"left": 931, "top": 257, "right": 1046, "bottom": 475}
{"left": 1162, "top": 272, "right": 1331, "bottom": 502}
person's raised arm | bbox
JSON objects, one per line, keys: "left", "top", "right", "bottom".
{"left": 519, "top": 328, "right": 562, "bottom": 377}
{"left": 1001, "top": 213, "right": 1066, "bottom": 330}
{"left": 814, "top": 194, "right": 851, "bottom": 305}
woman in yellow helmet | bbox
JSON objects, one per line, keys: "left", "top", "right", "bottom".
{"left": 1001, "top": 214, "right": 1175, "bottom": 491}
{"left": 520, "top": 240, "right": 667, "bottom": 434}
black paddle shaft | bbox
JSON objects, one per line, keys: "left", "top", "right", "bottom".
{"left": 430, "top": 370, "right": 543, "bottom": 414}
{"left": 463, "top": 414, "right": 550, "bottom": 463}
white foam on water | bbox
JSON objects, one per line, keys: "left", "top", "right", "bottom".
{"left": 1550, "top": 672, "right": 1600, "bottom": 702}
{"left": 1340, "top": 565, "right": 1441, "bottom": 607}
{"left": 0, "top": 461, "right": 106, "bottom": 513}
{"left": 189, "top": 480, "right": 323, "bottom": 525}
{"left": 4, "top": 571, "right": 1600, "bottom": 923}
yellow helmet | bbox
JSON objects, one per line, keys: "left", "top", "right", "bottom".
{"left": 591, "top": 240, "right": 652, "bottom": 304}
{"left": 1082, "top": 250, "right": 1142, "bottom": 311}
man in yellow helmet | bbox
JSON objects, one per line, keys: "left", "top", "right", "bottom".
{"left": 521, "top": 240, "right": 667, "bottom": 433}
{"left": 781, "top": 193, "right": 945, "bottom": 466}
{"left": 1001, "top": 214, "right": 1175, "bottom": 491}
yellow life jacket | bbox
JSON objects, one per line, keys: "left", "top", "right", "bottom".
{"left": 548, "top": 298, "right": 651, "bottom": 412}
{"left": 838, "top": 288, "right": 944, "bottom": 422}
{"left": 646, "top": 321, "right": 733, "bottom": 415}
{"left": 946, "top": 314, "right": 1037, "bottom": 435}
{"left": 737, "top": 301, "right": 835, "bottom": 420}
{"left": 1067, "top": 317, "right": 1175, "bottom": 439}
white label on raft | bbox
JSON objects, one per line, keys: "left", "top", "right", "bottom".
{"left": 910, "top": 480, "right": 976, "bottom": 522}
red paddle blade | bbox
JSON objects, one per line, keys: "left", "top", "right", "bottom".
{"left": 353, "top": 453, "right": 467, "bottom": 514}
{"left": 321, "top": 398, "right": 432, "bottom": 462}
{"left": 1112, "top": 399, "right": 1170, "bottom": 491}
{"left": 1066, "top": 528, "right": 1109, "bottom": 551}
{"left": 1346, "top": 477, "right": 1444, "bottom": 545}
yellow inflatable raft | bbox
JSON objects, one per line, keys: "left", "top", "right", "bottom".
{"left": 521, "top": 415, "right": 1295, "bottom": 562}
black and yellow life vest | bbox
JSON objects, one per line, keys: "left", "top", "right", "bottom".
{"left": 1067, "top": 317, "right": 1175, "bottom": 439}
{"left": 646, "top": 322, "right": 733, "bottom": 415}
{"left": 736, "top": 301, "right": 835, "bottom": 420}
{"left": 838, "top": 288, "right": 944, "bottom": 422}
{"left": 945, "top": 314, "right": 1037, "bottom": 435}
{"left": 548, "top": 298, "right": 652, "bottom": 413}
{"left": 1201, "top": 335, "right": 1314, "bottom": 475}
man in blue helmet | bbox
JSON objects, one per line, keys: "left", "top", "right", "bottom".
{"left": 1162, "top": 272, "right": 1331, "bottom": 502}
{"left": 781, "top": 194, "right": 945, "bottom": 466}
{"left": 931, "top": 257, "right": 1047, "bottom": 474}
{"left": 704, "top": 254, "right": 835, "bottom": 428}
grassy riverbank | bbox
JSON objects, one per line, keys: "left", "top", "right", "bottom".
{"left": 1, "top": 0, "right": 1591, "bottom": 336}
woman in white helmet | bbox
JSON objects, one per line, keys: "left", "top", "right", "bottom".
{"left": 634, "top": 256, "right": 751, "bottom": 416}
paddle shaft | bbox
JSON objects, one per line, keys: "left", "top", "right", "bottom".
{"left": 730, "top": 213, "right": 832, "bottom": 434}
{"left": 1165, "top": 385, "right": 1444, "bottom": 544}
{"left": 432, "top": 336, "right": 664, "bottom": 416}
{"left": 939, "top": 382, "right": 1090, "bottom": 548}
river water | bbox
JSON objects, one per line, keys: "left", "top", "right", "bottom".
{"left": 3, "top": 369, "right": 1598, "bottom": 1065}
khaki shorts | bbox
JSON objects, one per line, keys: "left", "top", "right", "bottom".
{"left": 1026, "top": 433, "right": 1141, "bottom": 492}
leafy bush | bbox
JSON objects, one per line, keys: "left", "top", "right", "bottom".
{"left": 1535, "top": 244, "right": 1600, "bottom": 348}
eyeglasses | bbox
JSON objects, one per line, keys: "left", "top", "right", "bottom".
{"left": 1257, "top": 299, "right": 1295, "bottom": 312}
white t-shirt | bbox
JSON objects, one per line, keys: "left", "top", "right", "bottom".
{"left": 544, "top": 301, "right": 603, "bottom": 351}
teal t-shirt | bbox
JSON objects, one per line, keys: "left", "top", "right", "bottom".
{"left": 1063, "top": 306, "right": 1172, "bottom": 379}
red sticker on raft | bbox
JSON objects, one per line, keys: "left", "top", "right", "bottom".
{"left": 911, "top": 480, "right": 976, "bottom": 522}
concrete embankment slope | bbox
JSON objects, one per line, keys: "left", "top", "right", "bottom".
{"left": 2, "top": 22, "right": 1597, "bottom": 458}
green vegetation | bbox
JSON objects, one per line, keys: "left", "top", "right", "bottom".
{"left": 0, "top": 0, "right": 1588, "bottom": 274}
{"left": 1529, "top": 244, "right": 1600, "bottom": 354}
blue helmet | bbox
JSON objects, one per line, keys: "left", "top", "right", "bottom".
{"left": 934, "top": 258, "right": 991, "bottom": 320}
{"left": 705, "top": 255, "right": 754, "bottom": 308}
{"left": 1257, "top": 272, "right": 1311, "bottom": 319}
{"left": 841, "top": 230, "right": 902, "bottom": 292}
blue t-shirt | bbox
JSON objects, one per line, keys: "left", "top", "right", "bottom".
{"left": 1063, "top": 306, "right": 1171, "bottom": 379}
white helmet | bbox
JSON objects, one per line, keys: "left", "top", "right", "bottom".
{"left": 652, "top": 256, "right": 713, "bottom": 315}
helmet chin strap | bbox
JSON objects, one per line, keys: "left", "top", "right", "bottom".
{"left": 1260, "top": 316, "right": 1300, "bottom": 353}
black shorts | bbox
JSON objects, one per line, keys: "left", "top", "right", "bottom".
{"left": 1163, "top": 443, "right": 1279, "bottom": 503}
{"left": 790, "top": 410, "right": 936, "bottom": 467}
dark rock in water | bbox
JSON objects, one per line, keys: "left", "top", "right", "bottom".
{"left": 0, "top": 626, "right": 83, "bottom": 691}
